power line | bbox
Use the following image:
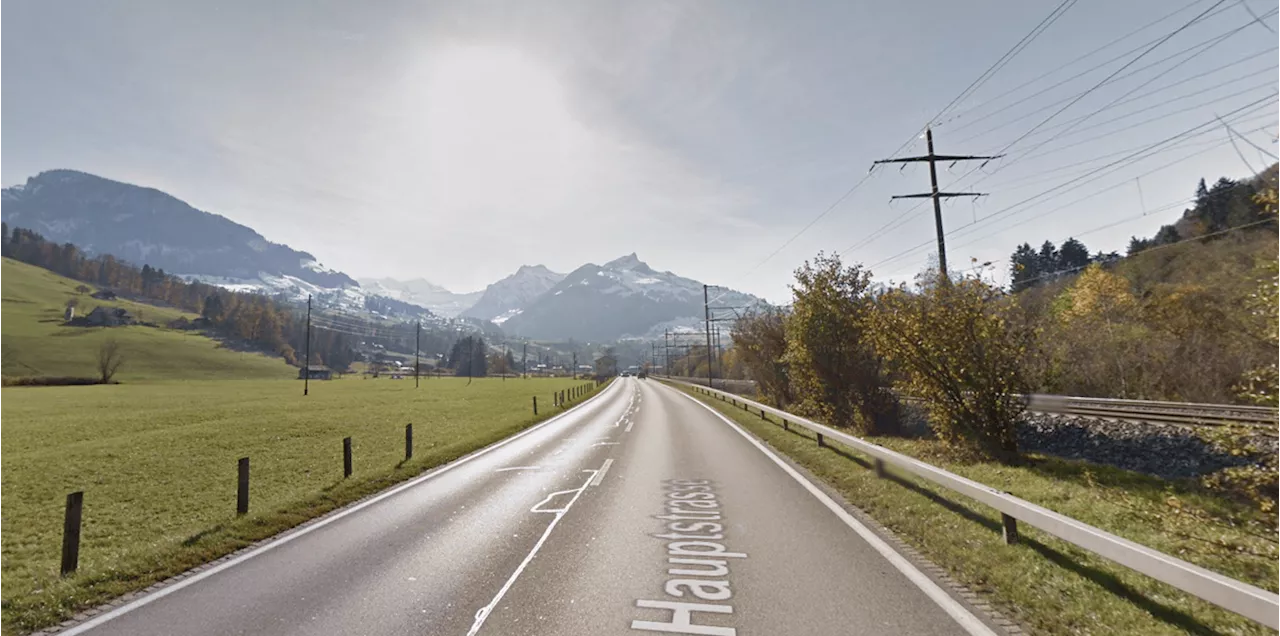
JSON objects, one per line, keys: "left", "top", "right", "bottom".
{"left": 985, "top": 0, "right": 1231, "bottom": 161}
{"left": 935, "top": 0, "right": 1215, "bottom": 129}
{"left": 983, "top": 6, "right": 1275, "bottom": 171}
{"left": 864, "top": 95, "right": 1276, "bottom": 271}
{"left": 840, "top": 106, "right": 1272, "bottom": 261}
{"left": 704, "top": 0, "right": 1080, "bottom": 305}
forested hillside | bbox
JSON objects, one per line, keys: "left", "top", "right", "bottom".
{"left": 1007, "top": 165, "right": 1278, "bottom": 403}
{"left": 0, "top": 224, "right": 454, "bottom": 373}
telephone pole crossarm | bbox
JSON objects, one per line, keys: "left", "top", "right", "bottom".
{"left": 871, "top": 127, "right": 1000, "bottom": 281}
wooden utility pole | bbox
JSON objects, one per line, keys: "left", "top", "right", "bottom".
{"left": 703, "top": 285, "right": 714, "bottom": 387}
{"left": 303, "top": 294, "right": 312, "bottom": 396}
{"left": 415, "top": 321, "right": 421, "bottom": 389}
{"left": 664, "top": 330, "right": 670, "bottom": 377}
{"left": 873, "top": 127, "right": 1001, "bottom": 281}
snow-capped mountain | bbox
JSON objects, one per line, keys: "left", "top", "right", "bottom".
{"left": 500, "top": 253, "right": 764, "bottom": 341}
{"left": 461, "top": 264, "right": 565, "bottom": 321}
{"left": 358, "top": 277, "right": 482, "bottom": 318}
{"left": 2, "top": 170, "right": 357, "bottom": 288}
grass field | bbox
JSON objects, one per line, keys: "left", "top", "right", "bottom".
{"left": 1, "top": 376, "right": 601, "bottom": 634}
{"left": 679, "top": 386, "right": 1278, "bottom": 636}
{"left": 1, "top": 257, "right": 294, "bottom": 382}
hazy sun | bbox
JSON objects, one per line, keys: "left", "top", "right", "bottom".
{"left": 406, "top": 44, "right": 590, "bottom": 211}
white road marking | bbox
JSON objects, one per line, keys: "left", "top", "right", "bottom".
{"left": 495, "top": 466, "right": 541, "bottom": 472}
{"left": 666, "top": 385, "right": 999, "bottom": 636}
{"left": 468, "top": 473, "right": 596, "bottom": 635}
{"left": 53, "top": 380, "right": 623, "bottom": 636}
{"left": 593, "top": 442, "right": 620, "bottom": 447}
{"left": 591, "top": 458, "right": 614, "bottom": 487}
{"left": 625, "top": 419, "right": 635, "bottom": 433}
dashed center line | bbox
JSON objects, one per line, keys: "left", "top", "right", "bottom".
{"left": 591, "top": 458, "right": 614, "bottom": 487}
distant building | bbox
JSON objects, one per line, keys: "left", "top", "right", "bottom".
{"left": 298, "top": 365, "right": 332, "bottom": 380}
{"left": 84, "top": 306, "right": 134, "bottom": 327}
{"left": 64, "top": 306, "right": 75, "bottom": 321}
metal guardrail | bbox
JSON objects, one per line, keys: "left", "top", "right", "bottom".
{"left": 1025, "top": 394, "right": 1278, "bottom": 428}
{"left": 668, "top": 379, "right": 1280, "bottom": 630}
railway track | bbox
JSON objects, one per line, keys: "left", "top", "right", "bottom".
{"left": 1024, "top": 394, "right": 1278, "bottom": 429}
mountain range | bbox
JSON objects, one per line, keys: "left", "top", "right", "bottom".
{"left": 501, "top": 253, "right": 763, "bottom": 341}
{"left": 357, "top": 277, "right": 482, "bottom": 318}
{"left": 2, "top": 169, "right": 764, "bottom": 341}
{"left": 462, "top": 265, "right": 565, "bottom": 322}
{"left": 2, "top": 170, "right": 357, "bottom": 288}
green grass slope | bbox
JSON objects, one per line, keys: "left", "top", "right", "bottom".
{"left": 1, "top": 257, "right": 293, "bottom": 382}
{"left": 1, "top": 376, "right": 602, "bottom": 634}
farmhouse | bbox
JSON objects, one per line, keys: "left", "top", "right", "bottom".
{"left": 298, "top": 365, "right": 332, "bottom": 380}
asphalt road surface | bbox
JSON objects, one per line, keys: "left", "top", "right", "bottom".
{"left": 60, "top": 378, "right": 1002, "bottom": 636}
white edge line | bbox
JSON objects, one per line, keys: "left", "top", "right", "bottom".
{"left": 495, "top": 466, "right": 542, "bottom": 472}
{"left": 590, "top": 458, "right": 614, "bottom": 487}
{"left": 666, "top": 384, "right": 999, "bottom": 636}
{"left": 467, "top": 473, "right": 595, "bottom": 636}
{"left": 55, "top": 380, "right": 622, "bottom": 636}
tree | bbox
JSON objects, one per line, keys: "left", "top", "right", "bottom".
{"left": 1058, "top": 238, "right": 1090, "bottom": 273}
{"left": 1036, "top": 241, "right": 1060, "bottom": 277}
{"left": 784, "top": 252, "right": 897, "bottom": 434}
{"left": 731, "top": 307, "right": 792, "bottom": 407}
{"left": 870, "top": 277, "right": 1030, "bottom": 461}
{"left": 202, "top": 294, "right": 226, "bottom": 322}
{"left": 97, "top": 339, "right": 125, "bottom": 383}
{"left": 1009, "top": 243, "right": 1041, "bottom": 292}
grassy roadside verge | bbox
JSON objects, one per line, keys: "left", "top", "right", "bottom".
{"left": 677, "top": 385, "right": 1278, "bottom": 635}
{"left": 1, "top": 377, "right": 608, "bottom": 635}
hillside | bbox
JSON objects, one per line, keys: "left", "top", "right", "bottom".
{"left": 1, "top": 170, "right": 357, "bottom": 288}
{"left": 501, "top": 254, "right": 764, "bottom": 341}
{"left": 1009, "top": 167, "right": 1278, "bottom": 403}
{"left": 0, "top": 258, "right": 295, "bottom": 382}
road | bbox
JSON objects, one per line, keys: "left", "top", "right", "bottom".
{"left": 60, "top": 378, "right": 1001, "bottom": 636}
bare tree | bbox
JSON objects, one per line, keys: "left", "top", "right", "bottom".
{"left": 97, "top": 339, "right": 125, "bottom": 383}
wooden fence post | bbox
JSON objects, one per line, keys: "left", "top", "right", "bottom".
{"left": 343, "top": 437, "right": 353, "bottom": 478}
{"left": 405, "top": 423, "right": 413, "bottom": 461}
{"left": 533, "top": 396, "right": 538, "bottom": 415}
{"left": 61, "top": 491, "right": 84, "bottom": 576}
{"left": 817, "top": 433, "right": 825, "bottom": 448}
{"left": 237, "top": 457, "right": 250, "bottom": 515}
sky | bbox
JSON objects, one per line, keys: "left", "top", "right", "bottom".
{"left": 3, "top": 0, "right": 1277, "bottom": 302}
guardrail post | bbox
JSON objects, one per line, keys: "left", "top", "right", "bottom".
{"left": 343, "top": 437, "right": 353, "bottom": 478}
{"left": 874, "top": 458, "right": 885, "bottom": 479}
{"left": 782, "top": 418, "right": 789, "bottom": 431}
{"left": 817, "top": 433, "right": 825, "bottom": 448}
{"left": 533, "top": 396, "right": 538, "bottom": 415}
{"left": 61, "top": 491, "right": 84, "bottom": 576}
{"left": 405, "top": 423, "right": 413, "bottom": 461}
{"left": 1001, "top": 514, "right": 1019, "bottom": 545}
{"left": 237, "top": 457, "right": 250, "bottom": 515}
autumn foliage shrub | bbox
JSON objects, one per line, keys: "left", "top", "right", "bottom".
{"left": 870, "top": 275, "right": 1032, "bottom": 461}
